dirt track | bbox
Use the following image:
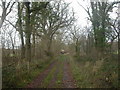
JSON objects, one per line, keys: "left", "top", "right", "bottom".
{"left": 26, "top": 56, "right": 76, "bottom": 88}
{"left": 63, "top": 61, "right": 76, "bottom": 88}
{"left": 26, "top": 61, "right": 57, "bottom": 88}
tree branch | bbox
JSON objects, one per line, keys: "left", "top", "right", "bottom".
{"left": 6, "top": 2, "right": 15, "bottom": 16}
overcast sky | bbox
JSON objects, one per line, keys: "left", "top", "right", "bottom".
{"left": 0, "top": 0, "right": 118, "bottom": 28}
{"left": 66, "top": 0, "right": 118, "bottom": 27}
{"left": 0, "top": 0, "right": 118, "bottom": 48}
{"left": 66, "top": 0, "right": 89, "bottom": 27}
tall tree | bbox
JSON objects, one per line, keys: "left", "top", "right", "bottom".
{"left": 79, "top": 1, "right": 120, "bottom": 53}
{"left": 70, "top": 26, "right": 81, "bottom": 55}
{"left": 24, "top": 2, "right": 31, "bottom": 71}
{"left": 118, "top": 3, "right": 120, "bottom": 63}
{"left": 36, "top": 1, "right": 75, "bottom": 56}
{"left": 18, "top": 2, "right": 25, "bottom": 59}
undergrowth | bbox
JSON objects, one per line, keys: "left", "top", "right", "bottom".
{"left": 70, "top": 54, "right": 118, "bottom": 88}
{"left": 2, "top": 58, "right": 55, "bottom": 88}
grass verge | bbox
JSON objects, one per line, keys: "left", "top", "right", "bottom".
{"left": 55, "top": 60, "right": 64, "bottom": 88}
{"left": 2, "top": 58, "right": 55, "bottom": 88}
{"left": 39, "top": 63, "right": 57, "bottom": 88}
{"left": 70, "top": 55, "right": 118, "bottom": 88}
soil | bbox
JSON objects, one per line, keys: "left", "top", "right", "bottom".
{"left": 62, "top": 61, "right": 76, "bottom": 88}
{"left": 26, "top": 61, "right": 57, "bottom": 88}
{"left": 47, "top": 61, "right": 61, "bottom": 88}
{"left": 26, "top": 58, "right": 77, "bottom": 88}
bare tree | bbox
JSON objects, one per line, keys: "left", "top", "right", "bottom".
{"left": 118, "top": 3, "right": 120, "bottom": 62}
{"left": 78, "top": 1, "right": 120, "bottom": 53}
{"left": 36, "top": 1, "right": 75, "bottom": 56}
{"left": 0, "top": 1, "right": 15, "bottom": 28}
{"left": 17, "top": 2, "right": 25, "bottom": 59}
{"left": 69, "top": 25, "right": 81, "bottom": 55}
{"left": 8, "top": 29, "right": 17, "bottom": 55}
{"left": 24, "top": 2, "right": 31, "bottom": 71}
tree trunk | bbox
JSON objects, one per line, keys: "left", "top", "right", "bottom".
{"left": 32, "top": 31, "right": 35, "bottom": 58}
{"left": 118, "top": 4, "right": 120, "bottom": 87}
{"left": 75, "top": 44, "right": 78, "bottom": 54}
{"left": 0, "top": 12, "right": 6, "bottom": 28}
{"left": 0, "top": 3, "right": 6, "bottom": 29}
{"left": 47, "top": 37, "right": 52, "bottom": 56}
{"left": 18, "top": 3, "right": 25, "bottom": 59}
{"left": 31, "top": 9, "right": 36, "bottom": 59}
{"left": 21, "top": 32, "right": 25, "bottom": 59}
{"left": 9, "top": 34, "right": 15, "bottom": 55}
{"left": 25, "top": 2, "right": 31, "bottom": 72}
{"left": 110, "top": 41, "right": 113, "bottom": 54}
{"left": 118, "top": 4, "right": 120, "bottom": 79}
{"left": 75, "top": 39, "right": 80, "bottom": 56}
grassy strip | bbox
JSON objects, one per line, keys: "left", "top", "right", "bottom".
{"left": 54, "top": 54, "right": 70, "bottom": 88}
{"left": 39, "top": 64, "right": 57, "bottom": 88}
{"left": 55, "top": 61, "right": 64, "bottom": 88}
{"left": 40, "top": 55, "right": 64, "bottom": 88}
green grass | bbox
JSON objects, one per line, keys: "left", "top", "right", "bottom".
{"left": 40, "top": 64, "right": 57, "bottom": 88}
{"left": 40, "top": 55, "right": 66, "bottom": 88}
{"left": 70, "top": 55, "right": 118, "bottom": 88}
{"left": 18, "top": 64, "right": 49, "bottom": 87}
{"left": 2, "top": 59, "right": 54, "bottom": 88}
{"left": 3, "top": 55, "right": 65, "bottom": 88}
{"left": 39, "top": 56, "right": 64, "bottom": 88}
{"left": 55, "top": 61, "right": 64, "bottom": 88}
{"left": 70, "top": 60, "right": 86, "bottom": 88}
{"left": 21, "top": 59, "right": 55, "bottom": 87}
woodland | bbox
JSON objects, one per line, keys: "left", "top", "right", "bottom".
{"left": 0, "top": 0, "right": 120, "bottom": 88}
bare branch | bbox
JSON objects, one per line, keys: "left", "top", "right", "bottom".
{"left": 6, "top": 2, "right": 15, "bottom": 16}
{"left": 5, "top": 19, "right": 17, "bottom": 29}
{"left": 6, "top": 2, "right": 11, "bottom": 10}
{"left": 77, "top": 1, "right": 92, "bottom": 22}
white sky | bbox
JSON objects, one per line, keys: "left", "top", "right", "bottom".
{"left": 0, "top": 0, "right": 119, "bottom": 48}
{"left": 65, "top": 0, "right": 90, "bottom": 27}
{"left": 66, "top": 0, "right": 118, "bottom": 27}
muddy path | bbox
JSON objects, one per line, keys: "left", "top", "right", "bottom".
{"left": 26, "top": 55, "right": 77, "bottom": 88}
{"left": 26, "top": 61, "right": 58, "bottom": 88}
{"left": 62, "top": 61, "right": 77, "bottom": 88}
{"left": 47, "top": 61, "right": 63, "bottom": 88}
